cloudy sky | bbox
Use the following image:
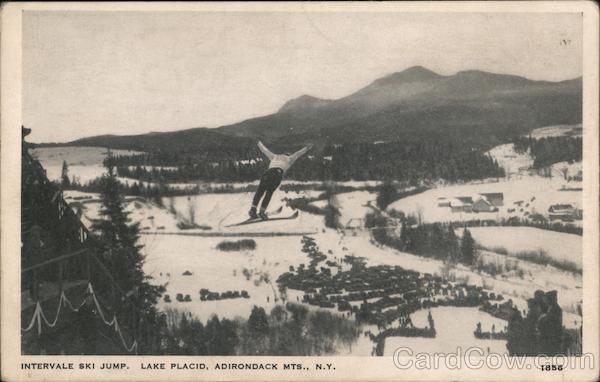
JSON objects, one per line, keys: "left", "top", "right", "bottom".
{"left": 23, "top": 11, "right": 582, "bottom": 143}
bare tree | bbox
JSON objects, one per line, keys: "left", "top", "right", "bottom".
{"left": 167, "top": 196, "right": 177, "bottom": 217}
{"left": 416, "top": 204, "right": 424, "bottom": 225}
{"left": 187, "top": 196, "right": 196, "bottom": 225}
{"left": 560, "top": 166, "right": 569, "bottom": 181}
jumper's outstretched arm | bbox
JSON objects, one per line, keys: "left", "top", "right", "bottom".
{"left": 257, "top": 140, "right": 275, "bottom": 160}
{"left": 289, "top": 144, "right": 312, "bottom": 163}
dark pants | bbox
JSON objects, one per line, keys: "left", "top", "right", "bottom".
{"left": 252, "top": 168, "right": 283, "bottom": 210}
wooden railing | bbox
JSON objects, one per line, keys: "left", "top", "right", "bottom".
{"left": 21, "top": 245, "right": 147, "bottom": 354}
{"left": 21, "top": 145, "right": 159, "bottom": 354}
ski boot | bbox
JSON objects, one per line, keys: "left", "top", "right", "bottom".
{"left": 248, "top": 207, "right": 258, "bottom": 220}
{"left": 259, "top": 209, "right": 269, "bottom": 220}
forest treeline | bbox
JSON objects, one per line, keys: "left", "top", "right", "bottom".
{"left": 513, "top": 136, "right": 582, "bottom": 168}
{"left": 110, "top": 138, "right": 505, "bottom": 183}
{"left": 161, "top": 303, "right": 360, "bottom": 355}
{"left": 368, "top": 217, "right": 477, "bottom": 267}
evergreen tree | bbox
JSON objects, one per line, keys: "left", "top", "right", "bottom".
{"left": 446, "top": 225, "right": 459, "bottom": 262}
{"left": 376, "top": 181, "right": 398, "bottom": 210}
{"left": 92, "top": 153, "right": 164, "bottom": 353}
{"left": 323, "top": 188, "right": 341, "bottom": 229}
{"left": 61, "top": 160, "right": 71, "bottom": 188}
{"left": 399, "top": 221, "right": 410, "bottom": 251}
{"left": 248, "top": 306, "right": 269, "bottom": 336}
{"left": 460, "top": 228, "right": 476, "bottom": 265}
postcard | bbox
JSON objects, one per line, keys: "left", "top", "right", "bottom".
{"left": 1, "top": 2, "right": 598, "bottom": 381}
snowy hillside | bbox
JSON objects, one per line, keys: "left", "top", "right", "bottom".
{"left": 465, "top": 227, "right": 581, "bottom": 269}
{"left": 486, "top": 143, "right": 533, "bottom": 176}
{"left": 52, "top": 143, "right": 583, "bottom": 356}
{"left": 387, "top": 176, "right": 582, "bottom": 226}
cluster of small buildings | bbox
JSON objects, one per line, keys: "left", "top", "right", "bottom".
{"left": 548, "top": 204, "right": 583, "bottom": 221}
{"left": 438, "top": 192, "right": 504, "bottom": 213}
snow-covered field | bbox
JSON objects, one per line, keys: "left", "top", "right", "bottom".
{"left": 144, "top": 234, "right": 310, "bottom": 322}
{"left": 335, "top": 191, "right": 376, "bottom": 226}
{"left": 50, "top": 143, "right": 583, "bottom": 355}
{"left": 387, "top": 176, "right": 582, "bottom": 225}
{"left": 309, "top": 191, "right": 377, "bottom": 228}
{"left": 384, "top": 307, "right": 508, "bottom": 355}
{"left": 475, "top": 250, "right": 582, "bottom": 322}
{"left": 466, "top": 227, "right": 582, "bottom": 268}
{"left": 67, "top": 188, "right": 320, "bottom": 321}
{"left": 486, "top": 143, "right": 533, "bottom": 176}
{"left": 163, "top": 192, "right": 323, "bottom": 234}
{"left": 69, "top": 192, "right": 182, "bottom": 232}
{"left": 64, "top": 188, "right": 582, "bottom": 352}
{"left": 550, "top": 161, "right": 582, "bottom": 180}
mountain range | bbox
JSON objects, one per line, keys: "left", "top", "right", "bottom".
{"left": 54, "top": 66, "right": 582, "bottom": 154}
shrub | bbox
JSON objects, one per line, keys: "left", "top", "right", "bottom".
{"left": 376, "top": 181, "right": 398, "bottom": 210}
{"left": 365, "top": 212, "right": 388, "bottom": 228}
{"left": 216, "top": 239, "right": 257, "bottom": 252}
{"left": 513, "top": 249, "right": 580, "bottom": 274}
{"left": 177, "top": 221, "right": 212, "bottom": 230}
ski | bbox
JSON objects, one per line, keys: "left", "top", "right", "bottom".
{"left": 224, "top": 206, "right": 283, "bottom": 227}
{"left": 225, "top": 210, "right": 298, "bottom": 227}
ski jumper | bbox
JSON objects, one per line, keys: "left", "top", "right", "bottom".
{"left": 252, "top": 141, "right": 309, "bottom": 212}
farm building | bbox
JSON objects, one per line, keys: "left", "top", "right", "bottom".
{"left": 479, "top": 192, "right": 504, "bottom": 207}
{"left": 457, "top": 197, "right": 473, "bottom": 205}
{"left": 548, "top": 204, "right": 576, "bottom": 219}
{"left": 472, "top": 196, "right": 498, "bottom": 213}
{"left": 443, "top": 192, "right": 503, "bottom": 213}
{"left": 450, "top": 197, "right": 473, "bottom": 213}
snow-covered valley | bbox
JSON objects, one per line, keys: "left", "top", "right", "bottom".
{"left": 34, "top": 143, "right": 584, "bottom": 355}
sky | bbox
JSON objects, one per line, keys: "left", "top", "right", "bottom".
{"left": 23, "top": 11, "right": 582, "bottom": 143}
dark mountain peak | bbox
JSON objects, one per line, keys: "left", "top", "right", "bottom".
{"left": 372, "top": 66, "right": 442, "bottom": 86}
{"left": 61, "top": 65, "right": 581, "bottom": 150}
{"left": 278, "top": 94, "right": 332, "bottom": 113}
{"left": 401, "top": 65, "right": 440, "bottom": 77}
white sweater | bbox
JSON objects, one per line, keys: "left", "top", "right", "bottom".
{"left": 257, "top": 141, "right": 310, "bottom": 173}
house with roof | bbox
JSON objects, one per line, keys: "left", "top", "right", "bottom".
{"left": 479, "top": 192, "right": 504, "bottom": 207}
{"left": 450, "top": 197, "right": 473, "bottom": 213}
{"left": 472, "top": 196, "right": 498, "bottom": 213}
{"left": 548, "top": 204, "right": 576, "bottom": 219}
